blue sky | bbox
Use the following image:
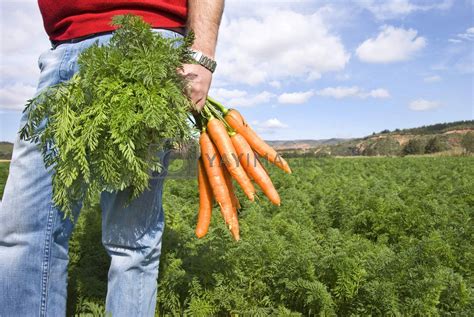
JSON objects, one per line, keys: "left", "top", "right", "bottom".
{"left": 1, "top": 0, "right": 473, "bottom": 141}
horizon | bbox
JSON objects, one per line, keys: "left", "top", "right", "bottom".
{"left": 1, "top": 0, "right": 473, "bottom": 142}
{"left": 1, "top": 119, "right": 472, "bottom": 144}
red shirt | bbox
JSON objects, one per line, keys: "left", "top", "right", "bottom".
{"left": 38, "top": 0, "right": 188, "bottom": 41}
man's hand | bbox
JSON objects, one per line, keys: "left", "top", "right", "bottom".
{"left": 180, "top": 63, "right": 212, "bottom": 112}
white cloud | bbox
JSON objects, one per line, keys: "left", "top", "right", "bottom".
{"left": 317, "top": 86, "right": 360, "bottom": 98}
{"left": 356, "top": 0, "right": 453, "bottom": 20}
{"left": 258, "top": 118, "right": 289, "bottom": 129}
{"left": 0, "top": 1, "right": 50, "bottom": 86}
{"left": 432, "top": 29, "right": 474, "bottom": 74}
{"left": 335, "top": 73, "right": 351, "bottom": 81}
{"left": 366, "top": 88, "right": 391, "bottom": 98}
{"left": 252, "top": 118, "right": 289, "bottom": 134}
{"left": 0, "top": 83, "right": 37, "bottom": 110}
{"left": 231, "top": 91, "right": 275, "bottom": 107}
{"left": 1, "top": 5, "right": 48, "bottom": 55}
{"left": 449, "top": 26, "right": 474, "bottom": 43}
{"left": 216, "top": 9, "right": 350, "bottom": 85}
{"left": 278, "top": 90, "right": 314, "bottom": 104}
{"left": 269, "top": 81, "right": 282, "bottom": 89}
{"left": 209, "top": 88, "right": 274, "bottom": 107}
{"left": 454, "top": 56, "right": 474, "bottom": 74}
{"left": 358, "top": 0, "right": 416, "bottom": 19}
{"left": 356, "top": 26, "right": 426, "bottom": 63}
{"left": 316, "top": 86, "right": 390, "bottom": 99}
{"left": 423, "top": 75, "right": 442, "bottom": 83}
{"left": 210, "top": 88, "right": 247, "bottom": 100}
{"left": 409, "top": 99, "right": 441, "bottom": 111}
{"left": 457, "top": 27, "right": 474, "bottom": 41}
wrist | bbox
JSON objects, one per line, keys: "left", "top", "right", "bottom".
{"left": 191, "top": 45, "right": 215, "bottom": 59}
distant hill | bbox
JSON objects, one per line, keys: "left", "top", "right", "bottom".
{"left": 279, "top": 120, "right": 474, "bottom": 157}
{"left": 267, "top": 138, "right": 349, "bottom": 150}
{"left": 376, "top": 120, "right": 474, "bottom": 136}
{"left": 0, "top": 142, "right": 13, "bottom": 160}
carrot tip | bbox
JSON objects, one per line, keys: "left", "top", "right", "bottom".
{"left": 195, "top": 231, "right": 206, "bottom": 238}
{"left": 231, "top": 230, "right": 241, "bottom": 241}
{"left": 246, "top": 193, "right": 255, "bottom": 201}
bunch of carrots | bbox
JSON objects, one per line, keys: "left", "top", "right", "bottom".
{"left": 195, "top": 97, "right": 292, "bottom": 241}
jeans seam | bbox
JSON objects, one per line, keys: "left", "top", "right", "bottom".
{"left": 139, "top": 270, "right": 144, "bottom": 315}
{"left": 58, "top": 47, "right": 71, "bottom": 81}
{"left": 147, "top": 179, "right": 163, "bottom": 230}
{"left": 39, "top": 203, "right": 56, "bottom": 316}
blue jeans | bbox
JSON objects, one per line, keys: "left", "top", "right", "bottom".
{"left": 0, "top": 29, "right": 178, "bottom": 317}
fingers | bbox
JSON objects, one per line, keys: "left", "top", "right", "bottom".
{"left": 184, "top": 81, "right": 205, "bottom": 112}
{"left": 180, "top": 64, "right": 213, "bottom": 112}
{"left": 194, "top": 97, "right": 206, "bottom": 112}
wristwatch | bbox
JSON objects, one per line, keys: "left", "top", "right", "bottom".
{"left": 190, "top": 49, "right": 217, "bottom": 73}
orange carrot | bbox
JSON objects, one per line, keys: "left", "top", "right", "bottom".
{"left": 195, "top": 157, "right": 214, "bottom": 238}
{"left": 225, "top": 109, "right": 292, "bottom": 174}
{"left": 206, "top": 117, "right": 255, "bottom": 201}
{"left": 223, "top": 167, "right": 241, "bottom": 211}
{"left": 231, "top": 133, "right": 281, "bottom": 206}
{"left": 200, "top": 131, "right": 240, "bottom": 240}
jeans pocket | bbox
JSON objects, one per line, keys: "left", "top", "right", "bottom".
{"left": 37, "top": 51, "right": 46, "bottom": 72}
{"left": 35, "top": 47, "right": 67, "bottom": 93}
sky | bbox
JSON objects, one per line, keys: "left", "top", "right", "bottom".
{"left": 0, "top": 0, "right": 473, "bottom": 142}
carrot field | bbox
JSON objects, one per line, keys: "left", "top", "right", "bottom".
{"left": 1, "top": 157, "right": 473, "bottom": 316}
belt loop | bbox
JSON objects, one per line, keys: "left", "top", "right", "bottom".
{"left": 50, "top": 39, "right": 59, "bottom": 50}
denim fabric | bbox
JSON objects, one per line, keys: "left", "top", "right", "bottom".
{"left": 0, "top": 29, "right": 179, "bottom": 317}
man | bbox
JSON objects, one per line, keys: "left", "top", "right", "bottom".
{"left": 0, "top": 0, "right": 224, "bottom": 316}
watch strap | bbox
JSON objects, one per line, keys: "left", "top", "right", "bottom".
{"left": 190, "top": 49, "right": 217, "bottom": 73}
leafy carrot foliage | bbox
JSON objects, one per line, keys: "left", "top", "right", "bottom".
{"left": 19, "top": 15, "right": 195, "bottom": 215}
{"left": 59, "top": 157, "right": 474, "bottom": 316}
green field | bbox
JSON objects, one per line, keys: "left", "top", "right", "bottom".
{"left": 1, "top": 157, "right": 473, "bottom": 316}
{"left": 0, "top": 163, "right": 9, "bottom": 195}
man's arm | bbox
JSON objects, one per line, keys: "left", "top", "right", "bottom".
{"left": 182, "top": 0, "right": 224, "bottom": 112}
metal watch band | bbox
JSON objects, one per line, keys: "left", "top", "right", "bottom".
{"left": 190, "top": 50, "right": 217, "bottom": 73}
